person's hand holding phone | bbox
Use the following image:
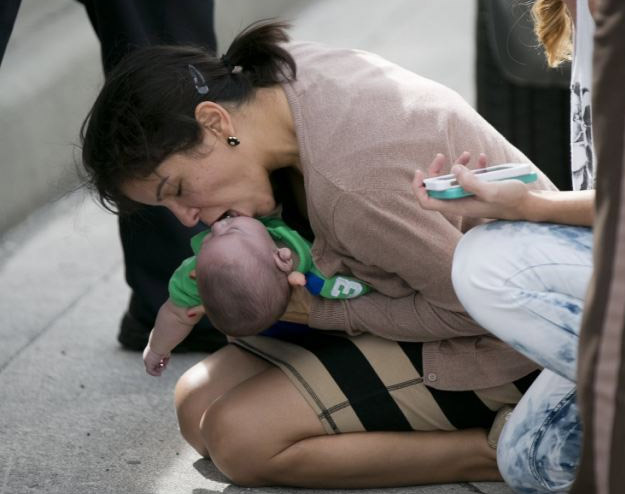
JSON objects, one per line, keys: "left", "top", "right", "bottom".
{"left": 412, "top": 151, "right": 534, "bottom": 220}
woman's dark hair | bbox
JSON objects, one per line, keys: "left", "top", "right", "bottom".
{"left": 80, "top": 20, "right": 296, "bottom": 213}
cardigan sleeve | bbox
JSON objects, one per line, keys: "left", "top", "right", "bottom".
{"left": 308, "top": 187, "right": 487, "bottom": 340}
{"left": 309, "top": 290, "right": 484, "bottom": 341}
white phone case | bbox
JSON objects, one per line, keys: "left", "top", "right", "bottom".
{"left": 423, "top": 163, "right": 533, "bottom": 191}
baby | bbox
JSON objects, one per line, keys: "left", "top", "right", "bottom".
{"left": 143, "top": 216, "right": 370, "bottom": 376}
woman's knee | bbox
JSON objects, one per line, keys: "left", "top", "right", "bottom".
{"left": 174, "top": 364, "right": 212, "bottom": 456}
{"left": 200, "top": 393, "right": 271, "bottom": 486}
{"left": 199, "top": 367, "right": 322, "bottom": 486}
{"left": 174, "top": 345, "right": 271, "bottom": 457}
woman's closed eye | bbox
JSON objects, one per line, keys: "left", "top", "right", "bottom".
{"left": 176, "top": 181, "right": 183, "bottom": 197}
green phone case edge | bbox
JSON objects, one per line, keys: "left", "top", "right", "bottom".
{"left": 426, "top": 172, "right": 538, "bottom": 200}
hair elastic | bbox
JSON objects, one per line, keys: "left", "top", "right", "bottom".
{"left": 220, "top": 54, "right": 243, "bottom": 74}
{"left": 188, "top": 64, "right": 209, "bottom": 95}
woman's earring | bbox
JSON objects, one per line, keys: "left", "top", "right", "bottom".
{"left": 226, "top": 136, "right": 240, "bottom": 147}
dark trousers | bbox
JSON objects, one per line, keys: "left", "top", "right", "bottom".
{"left": 1, "top": 0, "right": 225, "bottom": 349}
{"left": 75, "top": 0, "right": 216, "bottom": 73}
{"left": 476, "top": 0, "right": 572, "bottom": 191}
{"left": 571, "top": 0, "right": 625, "bottom": 492}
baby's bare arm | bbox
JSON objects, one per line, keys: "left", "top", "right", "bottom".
{"left": 143, "top": 299, "right": 204, "bottom": 376}
{"left": 149, "top": 299, "right": 203, "bottom": 354}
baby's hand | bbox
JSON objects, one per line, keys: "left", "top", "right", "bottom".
{"left": 143, "top": 345, "right": 171, "bottom": 377}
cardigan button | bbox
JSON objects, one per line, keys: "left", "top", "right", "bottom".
{"left": 427, "top": 373, "right": 438, "bottom": 382}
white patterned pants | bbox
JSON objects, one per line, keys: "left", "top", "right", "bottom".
{"left": 453, "top": 221, "right": 593, "bottom": 493}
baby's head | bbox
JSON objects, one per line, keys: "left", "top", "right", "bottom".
{"left": 195, "top": 216, "right": 294, "bottom": 337}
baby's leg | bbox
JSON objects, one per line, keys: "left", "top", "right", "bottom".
{"left": 174, "top": 344, "right": 271, "bottom": 456}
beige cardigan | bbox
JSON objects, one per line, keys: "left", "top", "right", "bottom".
{"left": 281, "top": 41, "right": 557, "bottom": 390}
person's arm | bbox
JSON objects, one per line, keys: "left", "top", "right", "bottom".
{"left": 520, "top": 189, "right": 594, "bottom": 225}
{"left": 413, "top": 153, "right": 594, "bottom": 226}
{"left": 282, "top": 275, "right": 483, "bottom": 341}
{"left": 143, "top": 298, "right": 204, "bottom": 376}
{"left": 306, "top": 188, "right": 487, "bottom": 340}
{"left": 309, "top": 290, "right": 482, "bottom": 341}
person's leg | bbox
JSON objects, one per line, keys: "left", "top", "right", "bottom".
{"left": 174, "top": 344, "right": 272, "bottom": 456}
{"left": 76, "top": 0, "right": 222, "bottom": 350}
{"left": 571, "top": 0, "right": 625, "bottom": 491}
{"left": 199, "top": 367, "right": 500, "bottom": 488}
{"left": 498, "top": 369, "right": 580, "bottom": 493}
{"left": 77, "top": 0, "right": 216, "bottom": 73}
{"left": 454, "top": 222, "right": 590, "bottom": 492}
{"left": 0, "top": 0, "right": 21, "bottom": 65}
{"left": 475, "top": 0, "right": 572, "bottom": 192}
{"left": 453, "top": 221, "right": 593, "bottom": 381}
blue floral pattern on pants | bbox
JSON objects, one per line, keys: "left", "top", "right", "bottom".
{"left": 453, "top": 221, "right": 593, "bottom": 493}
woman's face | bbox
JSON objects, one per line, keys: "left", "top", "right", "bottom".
{"left": 121, "top": 134, "right": 277, "bottom": 227}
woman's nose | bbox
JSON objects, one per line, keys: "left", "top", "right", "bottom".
{"left": 169, "top": 203, "right": 200, "bottom": 227}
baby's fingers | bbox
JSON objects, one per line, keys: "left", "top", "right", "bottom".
{"left": 288, "top": 271, "right": 307, "bottom": 287}
{"left": 146, "top": 364, "right": 163, "bottom": 377}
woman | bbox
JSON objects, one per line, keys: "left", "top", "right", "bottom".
{"left": 414, "top": 1, "right": 596, "bottom": 492}
{"left": 81, "top": 21, "right": 555, "bottom": 487}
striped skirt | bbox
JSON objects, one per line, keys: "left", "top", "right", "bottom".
{"left": 234, "top": 327, "right": 538, "bottom": 434}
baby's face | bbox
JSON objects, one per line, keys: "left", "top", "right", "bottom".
{"left": 198, "top": 216, "right": 276, "bottom": 264}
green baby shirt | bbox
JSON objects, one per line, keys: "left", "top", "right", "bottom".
{"left": 168, "top": 217, "right": 371, "bottom": 308}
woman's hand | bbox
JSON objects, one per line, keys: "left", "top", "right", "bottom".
{"left": 412, "top": 152, "right": 533, "bottom": 220}
{"left": 281, "top": 284, "right": 312, "bottom": 325}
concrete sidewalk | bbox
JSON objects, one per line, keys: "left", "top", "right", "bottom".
{"left": 0, "top": 1, "right": 514, "bottom": 493}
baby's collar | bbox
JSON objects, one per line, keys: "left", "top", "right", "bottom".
{"left": 188, "top": 218, "right": 312, "bottom": 274}
{"left": 190, "top": 230, "right": 210, "bottom": 255}
{"left": 259, "top": 217, "right": 312, "bottom": 274}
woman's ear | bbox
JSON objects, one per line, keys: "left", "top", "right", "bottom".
{"left": 194, "top": 101, "right": 235, "bottom": 138}
{"left": 273, "top": 247, "right": 294, "bottom": 273}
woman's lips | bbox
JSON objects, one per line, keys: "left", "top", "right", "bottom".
{"left": 215, "top": 210, "right": 240, "bottom": 222}
{"left": 210, "top": 209, "right": 251, "bottom": 226}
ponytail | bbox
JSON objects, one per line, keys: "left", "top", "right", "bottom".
{"left": 80, "top": 20, "right": 296, "bottom": 213}
{"left": 223, "top": 20, "right": 296, "bottom": 88}
{"left": 531, "top": 0, "right": 573, "bottom": 67}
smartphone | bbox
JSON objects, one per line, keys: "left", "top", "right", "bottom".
{"left": 423, "top": 163, "right": 538, "bottom": 200}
